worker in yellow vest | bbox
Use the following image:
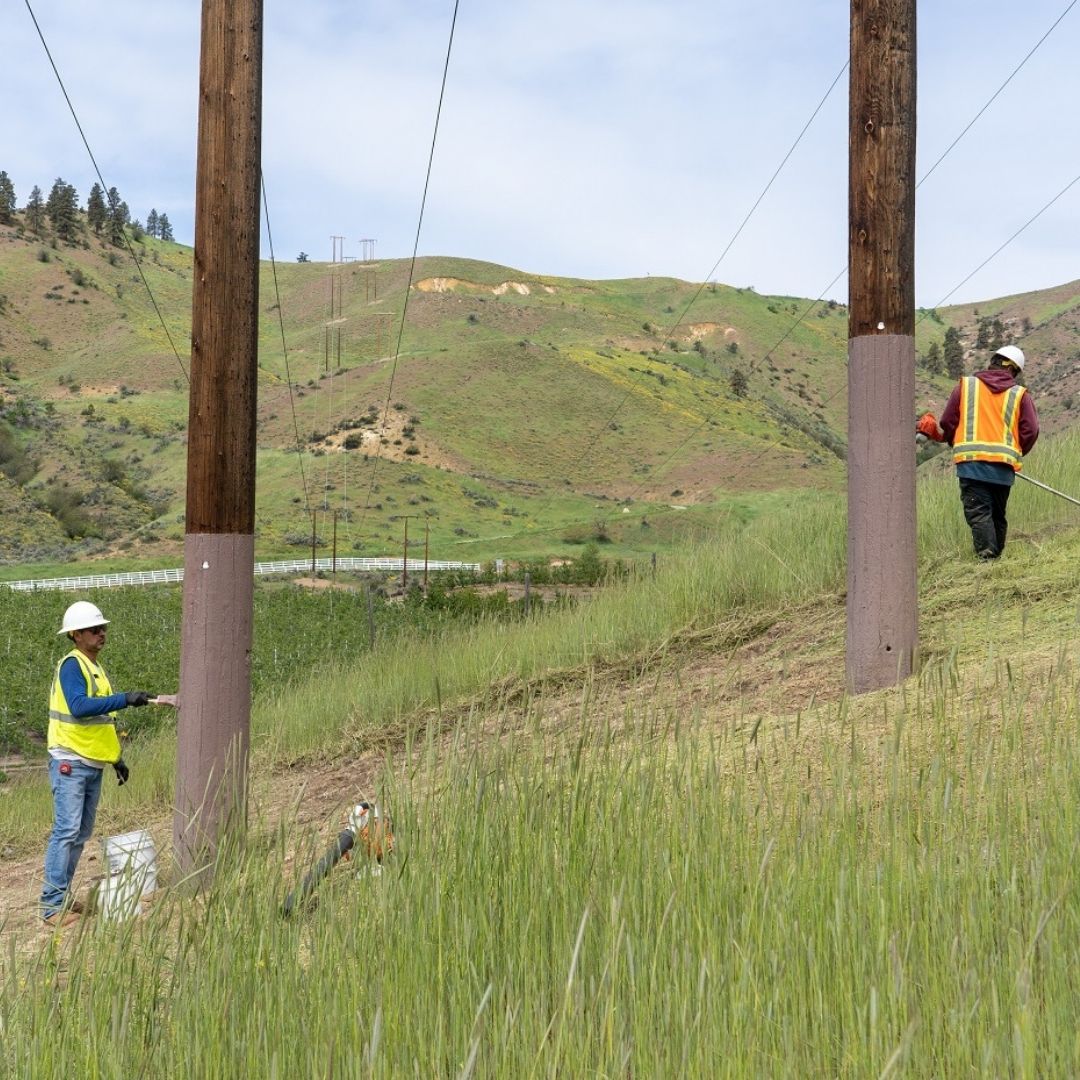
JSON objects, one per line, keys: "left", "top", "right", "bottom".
{"left": 918, "top": 345, "right": 1040, "bottom": 559}
{"left": 40, "top": 600, "right": 175, "bottom": 927}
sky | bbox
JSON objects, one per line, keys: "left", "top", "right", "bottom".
{"left": 4, "top": 0, "right": 1079, "bottom": 308}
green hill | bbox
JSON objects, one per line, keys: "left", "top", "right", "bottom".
{"left": 2, "top": 207, "right": 1078, "bottom": 571}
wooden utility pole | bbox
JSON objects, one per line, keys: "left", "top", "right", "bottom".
{"left": 423, "top": 521, "right": 430, "bottom": 591}
{"left": 847, "top": 0, "right": 918, "bottom": 693}
{"left": 175, "top": 0, "right": 263, "bottom": 877}
{"left": 332, "top": 510, "right": 338, "bottom": 575}
{"left": 310, "top": 510, "right": 318, "bottom": 574}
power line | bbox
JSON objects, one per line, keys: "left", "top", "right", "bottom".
{"left": 358, "top": 0, "right": 461, "bottom": 537}
{"left": 583, "top": 2, "right": 1080, "bottom": 511}
{"left": 458, "top": 151, "right": 1080, "bottom": 553}
{"left": 23, "top": 0, "right": 190, "bottom": 384}
{"left": 644, "top": 159, "right": 1080, "bottom": 511}
{"left": 260, "top": 174, "right": 312, "bottom": 515}
{"left": 916, "top": 0, "right": 1078, "bottom": 190}
{"left": 422, "top": 5, "right": 1080, "bottom": 557}
{"left": 528, "top": 60, "right": 849, "bottom": 523}
{"left": 925, "top": 169, "right": 1080, "bottom": 312}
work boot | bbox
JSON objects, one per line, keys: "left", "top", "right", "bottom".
{"left": 42, "top": 910, "right": 81, "bottom": 929}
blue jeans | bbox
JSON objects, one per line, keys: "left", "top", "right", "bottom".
{"left": 40, "top": 758, "right": 104, "bottom": 917}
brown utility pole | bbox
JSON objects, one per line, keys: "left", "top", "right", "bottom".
{"left": 370, "top": 312, "right": 395, "bottom": 360}
{"left": 310, "top": 510, "right": 318, "bottom": 574}
{"left": 332, "top": 510, "right": 338, "bottom": 575}
{"left": 402, "top": 516, "right": 412, "bottom": 589}
{"left": 175, "top": 0, "right": 263, "bottom": 878}
{"left": 423, "top": 521, "right": 430, "bottom": 591}
{"left": 359, "top": 239, "right": 377, "bottom": 302}
{"left": 847, "top": 0, "right": 918, "bottom": 693}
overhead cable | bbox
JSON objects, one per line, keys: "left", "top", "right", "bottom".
{"left": 916, "top": 0, "right": 1078, "bottom": 190}
{"left": 358, "top": 0, "right": 461, "bottom": 536}
{"left": 261, "top": 173, "right": 312, "bottom": 515}
{"left": 23, "top": 0, "right": 190, "bottom": 383}
{"left": 529, "top": 59, "right": 849, "bottom": 522}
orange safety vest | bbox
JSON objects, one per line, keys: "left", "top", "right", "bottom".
{"left": 953, "top": 376, "right": 1026, "bottom": 472}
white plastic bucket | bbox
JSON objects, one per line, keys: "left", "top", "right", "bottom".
{"left": 97, "top": 873, "right": 142, "bottom": 922}
{"left": 103, "top": 830, "right": 158, "bottom": 896}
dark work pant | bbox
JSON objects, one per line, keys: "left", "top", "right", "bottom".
{"left": 959, "top": 477, "right": 1011, "bottom": 558}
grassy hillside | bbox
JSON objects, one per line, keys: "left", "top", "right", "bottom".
{"left": 4, "top": 426, "right": 1080, "bottom": 1073}
{"left": 4, "top": 207, "right": 1079, "bottom": 571}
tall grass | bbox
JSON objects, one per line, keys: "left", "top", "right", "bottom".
{"left": 258, "top": 428, "right": 1080, "bottom": 761}
{"left": 4, "top": 654, "right": 1080, "bottom": 1075}
{"left": 5, "top": 434, "right": 1080, "bottom": 1073}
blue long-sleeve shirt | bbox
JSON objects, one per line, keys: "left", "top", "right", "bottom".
{"left": 59, "top": 656, "right": 128, "bottom": 718}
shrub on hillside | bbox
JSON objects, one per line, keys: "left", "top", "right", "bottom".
{"left": 0, "top": 423, "right": 36, "bottom": 484}
{"left": 45, "top": 487, "right": 99, "bottom": 539}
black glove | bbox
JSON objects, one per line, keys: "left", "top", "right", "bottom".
{"left": 114, "top": 759, "right": 130, "bottom": 786}
{"left": 125, "top": 691, "right": 150, "bottom": 707}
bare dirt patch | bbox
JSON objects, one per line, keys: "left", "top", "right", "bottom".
{"left": 0, "top": 756, "right": 387, "bottom": 953}
{"left": 467, "top": 582, "right": 604, "bottom": 603}
{"left": 44, "top": 383, "right": 123, "bottom": 400}
{"left": 684, "top": 322, "right": 738, "bottom": 341}
{"left": 291, "top": 576, "right": 364, "bottom": 592}
{"left": 316, "top": 410, "right": 461, "bottom": 471}
{"left": 414, "top": 277, "right": 555, "bottom": 297}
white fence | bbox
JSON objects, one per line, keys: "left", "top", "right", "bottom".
{"left": 2, "top": 557, "right": 483, "bottom": 593}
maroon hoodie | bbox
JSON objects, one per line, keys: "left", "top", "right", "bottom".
{"left": 939, "top": 368, "right": 1039, "bottom": 454}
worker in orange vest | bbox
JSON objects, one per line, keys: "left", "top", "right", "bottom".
{"left": 918, "top": 345, "right": 1040, "bottom": 559}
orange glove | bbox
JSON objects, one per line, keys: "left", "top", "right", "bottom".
{"left": 916, "top": 412, "right": 944, "bottom": 441}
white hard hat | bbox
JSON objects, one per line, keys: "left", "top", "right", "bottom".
{"left": 994, "top": 344, "right": 1025, "bottom": 371}
{"left": 58, "top": 601, "right": 109, "bottom": 635}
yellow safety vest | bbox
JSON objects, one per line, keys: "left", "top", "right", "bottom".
{"left": 47, "top": 649, "right": 122, "bottom": 765}
{"left": 953, "top": 376, "right": 1026, "bottom": 471}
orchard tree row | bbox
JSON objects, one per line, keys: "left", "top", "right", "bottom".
{"left": 0, "top": 170, "right": 173, "bottom": 246}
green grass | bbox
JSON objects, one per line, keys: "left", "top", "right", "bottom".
{"left": 5, "top": 666, "right": 1080, "bottom": 1075}
{"left": 5, "top": 430, "right": 1080, "bottom": 1073}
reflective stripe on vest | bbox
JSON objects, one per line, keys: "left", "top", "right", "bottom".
{"left": 47, "top": 649, "right": 121, "bottom": 764}
{"left": 954, "top": 377, "right": 1025, "bottom": 470}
